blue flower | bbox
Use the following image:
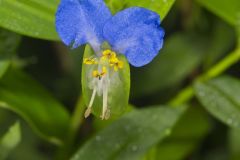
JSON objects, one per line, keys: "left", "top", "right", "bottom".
{"left": 55, "top": 0, "right": 165, "bottom": 119}
{"left": 56, "top": 0, "right": 165, "bottom": 67}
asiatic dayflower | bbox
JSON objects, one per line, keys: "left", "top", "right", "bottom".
{"left": 56, "top": 0, "right": 165, "bottom": 120}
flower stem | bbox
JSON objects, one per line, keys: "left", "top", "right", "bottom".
{"left": 56, "top": 96, "right": 85, "bottom": 160}
{"left": 69, "top": 96, "right": 85, "bottom": 140}
{"left": 169, "top": 47, "right": 240, "bottom": 106}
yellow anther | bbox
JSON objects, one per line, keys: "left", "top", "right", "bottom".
{"left": 110, "top": 57, "right": 124, "bottom": 71}
{"left": 92, "top": 67, "right": 107, "bottom": 79}
{"left": 102, "top": 66, "right": 107, "bottom": 75}
{"left": 92, "top": 70, "right": 99, "bottom": 77}
{"left": 84, "top": 58, "right": 98, "bottom": 65}
{"left": 101, "top": 50, "right": 116, "bottom": 60}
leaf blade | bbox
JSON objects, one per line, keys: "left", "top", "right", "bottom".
{"left": 197, "top": 0, "right": 240, "bottom": 26}
{"left": 0, "top": 122, "right": 21, "bottom": 160}
{"left": 71, "top": 105, "right": 187, "bottom": 160}
{"left": 0, "top": 0, "right": 59, "bottom": 40}
{"left": 0, "top": 69, "right": 70, "bottom": 144}
{"left": 106, "top": 0, "right": 176, "bottom": 20}
{"left": 194, "top": 76, "right": 240, "bottom": 128}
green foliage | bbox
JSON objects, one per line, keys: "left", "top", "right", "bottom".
{"left": 0, "top": 122, "right": 21, "bottom": 160}
{"left": 106, "top": 0, "right": 176, "bottom": 19}
{"left": 71, "top": 105, "right": 187, "bottom": 160}
{"left": 203, "top": 21, "right": 235, "bottom": 68}
{"left": 0, "top": 29, "right": 21, "bottom": 56}
{"left": 0, "top": 61, "right": 10, "bottom": 78}
{"left": 0, "top": 0, "right": 239, "bottom": 159}
{"left": 0, "top": 69, "right": 70, "bottom": 145}
{"left": 145, "top": 107, "right": 210, "bottom": 160}
{"left": 0, "top": 0, "right": 176, "bottom": 40}
{"left": 197, "top": 0, "right": 240, "bottom": 26}
{"left": 194, "top": 76, "right": 240, "bottom": 128}
{"left": 229, "top": 128, "right": 240, "bottom": 160}
{"left": 132, "top": 33, "right": 203, "bottom": 97}
{"left": 0, "top": 0, "right": 59, "bottom": 40}
{"left": 0, "top": 29, "right": 21, "bottom": 78}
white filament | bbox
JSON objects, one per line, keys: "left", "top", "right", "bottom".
{"left": 102, "top": 81, "right": 108, "bottom": 120}
{"left": 84, "top": 88, "right": 97, "bottom": 118}
{"left": 89, "top": 89, "right": 97, "bottom": 109}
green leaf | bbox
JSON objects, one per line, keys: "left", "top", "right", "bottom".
{"left": 0, "top": 29, "right": 21, "bottom": 78}
{"left": 0, "top": 122, "right": 21, "bottom": 160}
{"left": 0, "top": 28, "right": 21, "bottom": 55}
{"left": 71, "top": 105, "right": 187, "bottom": 160}
{"left": 0, "top": 61, "right": 10, "bottom": 78}
{"left": 229, "top": 128, "right": 240, "bottom": 160}
{"left": 204, "top": 20, "right": 236, "bottom": 69}
{"left": 144, "top": 107, "right": 210, "bottom": 160}
{"left": 6, "top": 121, "right": 49, "bottom": 160}
{"left": 93, "top": 104, "right": 135, "bottom": 132}
{"left": 105, "top": 0, "right": 125, "bottom": 14}
{"left": 106, "top": 0, "right": 176, "bottom": 19}
{"left": 82, "top": 45, "right": 130, "bottom": 119}
{"left": 0, "top": 0, "right": 59, "bottom": 40}
{"left": 132, "top": 33, "right": 203, "bottom": 97}
{"left": 194, "top": 76, "right": 240, "bottom": 128}
{"left": 0, "top": 69, "right": 70, "bottom": 145}
{"left": 197, "top": 0, "right": 240, "bottom": 26}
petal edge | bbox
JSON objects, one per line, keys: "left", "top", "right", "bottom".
{"left": 56, "top": 0, "right": 112, "bottom": 51}
{"left": 103, "top": 7, "right": 165, "bottom": 66}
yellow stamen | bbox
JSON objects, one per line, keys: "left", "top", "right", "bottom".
{"left": 110, "top": 57, "right": 124, "bottom": 71}
{"left": 101, "top": 49, "right": 116, "bottom": 60}
{"left": 101, "top": 66, "right": 107, "bottom": 75}
{"left": 84, "top": 58, "right": 98, "bottom": 65}
{"left": 92, "top": 67, "right": 107, "bottom": 79}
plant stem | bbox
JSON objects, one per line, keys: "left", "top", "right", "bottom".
{"left": 56, "top": 96, "right": 85, "bottom": 160}
{"left": 169, "top": 47, "right": 240, "bottom": 106}
{"left": 66, "top": 96, "right": 85, "bottom": 154}
{"left": 69, "top": 96, "right": 85, "bottom": 139}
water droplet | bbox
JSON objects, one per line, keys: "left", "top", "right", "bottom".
{"left": 165, "top": 129, "right": 172, "bottom": 136}
{"left": 125, "top": 125, "right": 131, "bottom": 131}
{"left": 96, "top": 136, "right": 102, "bottom": 141}
{"left": 74, "top": 154, "right": 79, "bottom": 159}
{"left": 199, "top": 91, "right": 205, "bottom": 97}
{"left": 227, "top": 118, "right": 233, "bottom": 125}
{"left": 131, "top": 145, "right": 138, "bottom": 151}
{"left": 115, "top": 143, "right": 120, "bottom": 149}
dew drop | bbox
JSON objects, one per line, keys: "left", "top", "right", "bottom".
{"left": 199, "top": 91, "right": 206, "bottom": 97}
{"left": 165, "top": 129, "right": 172, "bottom": 136}
{"left": 125, "top": 125, "right": 131, "bottom": 131}
{"left": 131, "top": 145, "right": 138, "bottom": 151}
{"left": 74, "top": 154, "right": 79, "bottom": 159}
{"left": 96, "top": 136, "right": 102, "bottom": 141}
{"left": 227, "top": 118, "right": 233, "bottom": 125}
{"left": 115, "top": 143, "right": 120, "bottom": 149}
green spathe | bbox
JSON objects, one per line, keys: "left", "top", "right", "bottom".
{"left": 82, "top": 45, "right": 130, "bottom": 120}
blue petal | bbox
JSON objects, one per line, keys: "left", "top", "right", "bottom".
{"left": 56, "top": 0, "right": 112, "bottom": 51}
{"left": 103, "top": 7, "right": 164, "bottom": 67}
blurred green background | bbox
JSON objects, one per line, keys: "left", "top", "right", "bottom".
{"left": 0, "top": 0, "right": 240, "bottom": 160}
